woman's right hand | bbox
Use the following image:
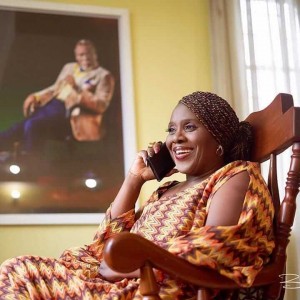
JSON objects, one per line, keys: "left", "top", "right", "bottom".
{"left": 128, "top": 142, "right": 163, "bottom": 182}
{"left": 111, "top": 141, "right": 177, "bottom": 219}
{"left": 110, "top": 142, "right": 163, "bottom": 218}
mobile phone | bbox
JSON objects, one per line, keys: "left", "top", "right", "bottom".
{"left": 146, "top": 143, "right": 175, "bottom": 182}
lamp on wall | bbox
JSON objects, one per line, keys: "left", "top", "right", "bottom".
{"left": 83, "top": 171, "right": 102, "bottom": 189}
{"left": 9, "top": 164, "right": 21, "bottom": 175}
{"left": 11, "top": 189, "right": 21, "bottom": 200}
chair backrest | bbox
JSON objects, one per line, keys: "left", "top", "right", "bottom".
{"left": 245, "top": 93, "right": 300, "bottom": 298}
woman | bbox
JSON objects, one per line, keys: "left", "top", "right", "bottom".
{"left": 0, "top": 91, "right": 274, "bottom": 299}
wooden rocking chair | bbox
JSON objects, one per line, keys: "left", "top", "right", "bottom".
{"left": 103, "top": 93, "right": 300, "bottom": 300}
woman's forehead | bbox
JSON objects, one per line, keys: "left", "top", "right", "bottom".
{"left": 170, "top": 103, "right": 198, "bottom": 121}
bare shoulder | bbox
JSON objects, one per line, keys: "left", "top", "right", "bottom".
{"left": 205, "top": 171, "right": 250, "bottom": 226}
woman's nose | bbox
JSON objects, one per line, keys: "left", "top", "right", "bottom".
{"left": 172, "top": 129, "right": 185, "bottom": 143}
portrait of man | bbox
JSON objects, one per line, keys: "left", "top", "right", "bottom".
{"left": 0, "top": 39, "right": 115, "bottom": 154}
{"left": 0, "top": 8, "right": 127, "bottom": 218}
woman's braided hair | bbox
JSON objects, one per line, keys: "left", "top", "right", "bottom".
{"left": 179, "top": 91, "right": 253, "bottom": 163}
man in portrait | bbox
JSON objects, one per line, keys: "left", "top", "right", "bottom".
{"left": 0, "top": 39, "right": 115, "bottom": 155}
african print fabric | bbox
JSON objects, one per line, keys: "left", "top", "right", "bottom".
{"left": 0, "top": 161, "right": 274, "bottom": 299}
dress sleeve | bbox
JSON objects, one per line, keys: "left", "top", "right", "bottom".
{"left": 73, "top": 182, "right": 178, "bottom": 264}
{"left": 157, "top": 164, "right": 275, "bottom": 288}
{"left": 86, "top": 204, "right": 136, "bottom": 261}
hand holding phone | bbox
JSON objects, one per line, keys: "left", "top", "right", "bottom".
{"left": 146, "top": 143, "right": 175, "bottom": 182}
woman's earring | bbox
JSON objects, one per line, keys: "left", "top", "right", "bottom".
{"left": 216, "top": 145, "right": 224, "bottom": 157}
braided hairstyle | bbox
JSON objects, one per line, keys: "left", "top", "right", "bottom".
{"left": 179, "top": 91, "right": 253, "bottom": 163}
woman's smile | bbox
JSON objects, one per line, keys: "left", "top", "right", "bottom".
{"left": 172, "top": 146, "right": 193, "bottom": 160}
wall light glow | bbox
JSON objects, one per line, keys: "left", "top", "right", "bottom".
{"left": 11, "top": 190, "right": 21, "bottom": 199}
{"left": 85, "top": 179, "right": 97, "bottom": 189}
{"left": 9, "top": 164, "right": 21, "bottom": 175}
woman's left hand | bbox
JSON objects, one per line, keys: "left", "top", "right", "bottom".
{"left": 99, "top": 260, "right": 140, "bottom": 282}
{"left": 99, "top": 260, "right": 124, "bottom": 282}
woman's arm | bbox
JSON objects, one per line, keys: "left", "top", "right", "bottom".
{"left": 110, "top": 146, "right": 158, "bottom": 219}
{"left": 100, "top": 143, "right": 164, "bottom": 279}
{"left": 110, "top": 169, "right": 145, "bottom": 219}
{"left": 205, "top": 171, "right": 250, "bottom": 226}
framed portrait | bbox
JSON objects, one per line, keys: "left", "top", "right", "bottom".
{"left": 0, "top": 0, "right": 136, "bottom": 224}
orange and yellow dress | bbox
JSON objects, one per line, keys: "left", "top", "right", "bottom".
{"left": 0, "top": 161, "right": 274, "bottom": 299}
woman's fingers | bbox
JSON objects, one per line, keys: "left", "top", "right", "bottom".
{"left": 137, "top": 150, "right": 148, "bottom": 166}
{"left": 147, "top": 141, "right": 163, "bottom": 157}
{"left": 147, "top": 142, "right": 155, "bottom": 157}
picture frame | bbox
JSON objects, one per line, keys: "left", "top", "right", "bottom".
{"left": 0, "top": 0, "right": 136, "bottom": 224}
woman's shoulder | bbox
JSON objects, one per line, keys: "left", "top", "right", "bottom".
{"left": 217, "top": 160, "right": 260, "bottom": 176}
{"left": 207, "top": 160, "right": 262, "bottom": 191}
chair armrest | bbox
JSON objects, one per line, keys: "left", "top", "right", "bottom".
{"left": 103, "top": 232, "right": 283, "bottom": 289}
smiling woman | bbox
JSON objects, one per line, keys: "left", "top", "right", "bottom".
{"left": 0, "top": 91, "right": 275, "bottom": 299}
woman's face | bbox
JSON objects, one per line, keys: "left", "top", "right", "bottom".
{"left": 166, "top": 103, "right": 223, "bottom": 177}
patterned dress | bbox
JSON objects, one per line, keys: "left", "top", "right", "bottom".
{"left": 0, "top": 161, "right": 275, "bottom": 299}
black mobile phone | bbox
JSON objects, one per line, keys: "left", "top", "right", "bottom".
{"left": 146, "top": 143, "right": 175, "bottom": 182}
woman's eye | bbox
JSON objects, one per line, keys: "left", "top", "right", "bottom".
{"left": 166, "top": 127, "right": 176, "bottom": 135}
{"left": 184, "top": 124, "right": 197, "bottom": 132}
